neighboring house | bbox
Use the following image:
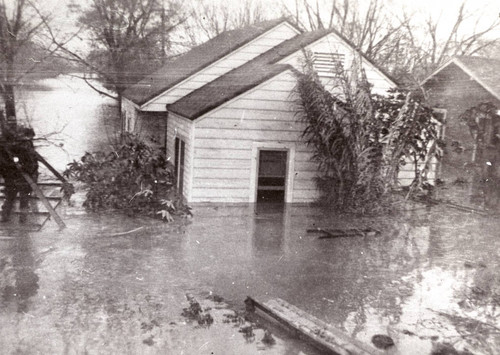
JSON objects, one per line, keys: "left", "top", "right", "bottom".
{"left": 422, "top": 56, "right": 500, "bottom": 176}
{"left": 122, "top": 18, "right": 396, "bottom": 204}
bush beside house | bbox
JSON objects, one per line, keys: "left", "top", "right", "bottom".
{"left": 64, "top": 134, "right": 191, "bottom": 221}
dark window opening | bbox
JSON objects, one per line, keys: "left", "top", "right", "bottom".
{"left": 257, "top": 150, "right": 287, "bottom": 203}
{"left": 174, "top": 137, "right": 185, "bottom": 195}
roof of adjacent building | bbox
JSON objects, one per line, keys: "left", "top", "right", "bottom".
{"left": 422, "top": 56, "right": 500, "bottom": 101}
{"left": 122, "top": 18, "right": 298, "bottom": 105}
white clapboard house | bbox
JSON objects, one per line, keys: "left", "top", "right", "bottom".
{"left": 122, "top": 18, "right": 397, "bottom": 204}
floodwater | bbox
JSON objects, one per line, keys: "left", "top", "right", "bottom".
{"left": 15, "top": 75, "right": 120, "bottom": 173}
{"left": 0, "top": 77, "right": 499, "bottom": 354}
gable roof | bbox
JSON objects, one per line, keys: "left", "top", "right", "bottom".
{"left": 123, "top": 18, "right": 298, "bottom": 105}
{"left": 422, "top": 56, "right": 500, "bottom": 102}
{"left": 168, "top": 28, "right": 397, "bottom": 120}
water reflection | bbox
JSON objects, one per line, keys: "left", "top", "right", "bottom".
{"left": 0, "top": 233, "right": 39, "bottom": 313}
{"left": 252, "top": 203, "right": 287, "bottom": 256}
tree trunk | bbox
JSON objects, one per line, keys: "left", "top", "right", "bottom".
{"left": 2, "top": 60, "right": 17, "bottom": 120}
{"left": 3, "top": 84, "right": 16, "bottom": 120}
{"left": 118, "top": 93, "right": 124, "bottom": 137}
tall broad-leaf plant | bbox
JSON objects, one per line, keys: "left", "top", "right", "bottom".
{"left": 294, "top": 54, "right": 441, "bottom": 212}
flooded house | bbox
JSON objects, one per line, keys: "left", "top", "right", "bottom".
{"left": 122, "top": 18, "right": 396, "bottom": 204}
{"left": 422, "top": 56, "right": 500, "bottom": 176}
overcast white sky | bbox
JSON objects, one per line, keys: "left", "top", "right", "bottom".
{"left": 42, "top": 0, "right": 499, "bottom": 22}
{"left": 38, "top": 0, "right": 500, "bottom": 51}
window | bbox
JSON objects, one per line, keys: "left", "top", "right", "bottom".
{"left": 313, "top": 52, "right": 345, "bottom": 77}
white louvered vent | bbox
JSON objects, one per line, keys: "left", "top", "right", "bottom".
{"left": 313, "top": 52, "right": 345, "bottom": 77}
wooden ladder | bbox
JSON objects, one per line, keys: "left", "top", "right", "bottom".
{"left": 0, "top": 150, "right": 71, "bottom": 230}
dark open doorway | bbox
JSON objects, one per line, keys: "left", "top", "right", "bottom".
{"left": 174, "top": 137, "right": 185, "bottom": 195}
{"left": 257, "top": 150, "right": 287, "bottom": 203}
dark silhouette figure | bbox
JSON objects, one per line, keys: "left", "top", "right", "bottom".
{"left": 0, "top": 125, "right": 39, "bottom": 223}
{"left": 0, "top": 232, "right": 39, "bottom": 313}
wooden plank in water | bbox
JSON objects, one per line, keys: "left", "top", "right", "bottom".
{"left": 246, "top": 297, "right": 385, "bottom": 355}
{"left": 307, "top": 228, "right": 380, "bottom": 239}
{"left": 0, "top": 181, "right": 62, "bottom": 187}
{"left": 0, "top": 195, "right": 61, "bottom": 201}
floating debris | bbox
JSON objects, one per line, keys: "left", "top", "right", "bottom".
{"left": 261, "top": 330, "right": 276, "bottom": 345}
{"left": 181, "top": 293, "right": 213, "bottom": 327}
{"left": 431, "top": 342, "right": 475, "bottom": 355}
{"left": 307, "top": 227, "right": 381, "bottom": 239}
{"left": 371, "top": 334, "right": 394, "bottom": 349}
{"left": 142, "top": 335, "right": 154, "bottom": 346}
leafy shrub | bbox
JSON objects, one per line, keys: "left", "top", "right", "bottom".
{"left": 64, "top": 134, "right": 190, "bottom": 221}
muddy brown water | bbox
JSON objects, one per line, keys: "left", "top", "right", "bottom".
{"left": 0, "top": 76, "right": 498, "bottom": 354}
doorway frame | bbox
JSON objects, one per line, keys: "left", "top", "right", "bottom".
{"left": 249, "top": 142, "right": 295, "bottom": 203}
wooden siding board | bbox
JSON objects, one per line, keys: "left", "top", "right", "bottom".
{"left": 293, "top": 179, "right": 318, "bottom": 190}
{"left": 293, "top": 171, "right": 318, "bottom": 180}
{"left": 191, "top": 188, "right": 250, "bottom": 198}
{"left": 198, "top": 118, "right": 303, "bottom": 131}
{"left": 194, "top": 139, "right": 277, "bottom": 150}
{"left": 196, "top": 129, "right": 302, "bottom": 141}
{"left": 192, "top": 179, "right": 250, "bottom": 189}
{"left": 202, "top": 109, "right": 300, "bottom": 121}
{"left": 295, "top": 161, "right": 319, "bottom": 171}
{"left": 240, "top": 89, "right": 294, "bottom": 101}
{"left": 195, "top": 148, "right": 251, "bottom": 159}
{"left": 196, "top": 137, "right": 306, "bottom": 150}
{"left": 193, "top": 158, "right": 251, "bottom": 169}
{"left": 191, "top": 196, "right": 248, "bottom": 203}
{"left": 293, "top": 189, "right": 321, "bottom": 199}
{"left": 216, "top": 99, "right": 295, "bottom": 111}
{"left": 193, "top": 168, "right": 252, "bottom": 179}
{"left": 295, "top": 151, "right": 318, "bottom": 161}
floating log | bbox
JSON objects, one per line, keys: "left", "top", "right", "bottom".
{"left": 245, "top": 297, "right": 387, "bottom": 355}
{"left": 443, "top": 201, "right": 490, "bottom": 215}
{"left": 307, "top": 228, "right": 380, "bottom": 239}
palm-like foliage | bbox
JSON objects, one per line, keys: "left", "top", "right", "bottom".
{"left": 295, "top": 54, "right": 439, "bottom": 212}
